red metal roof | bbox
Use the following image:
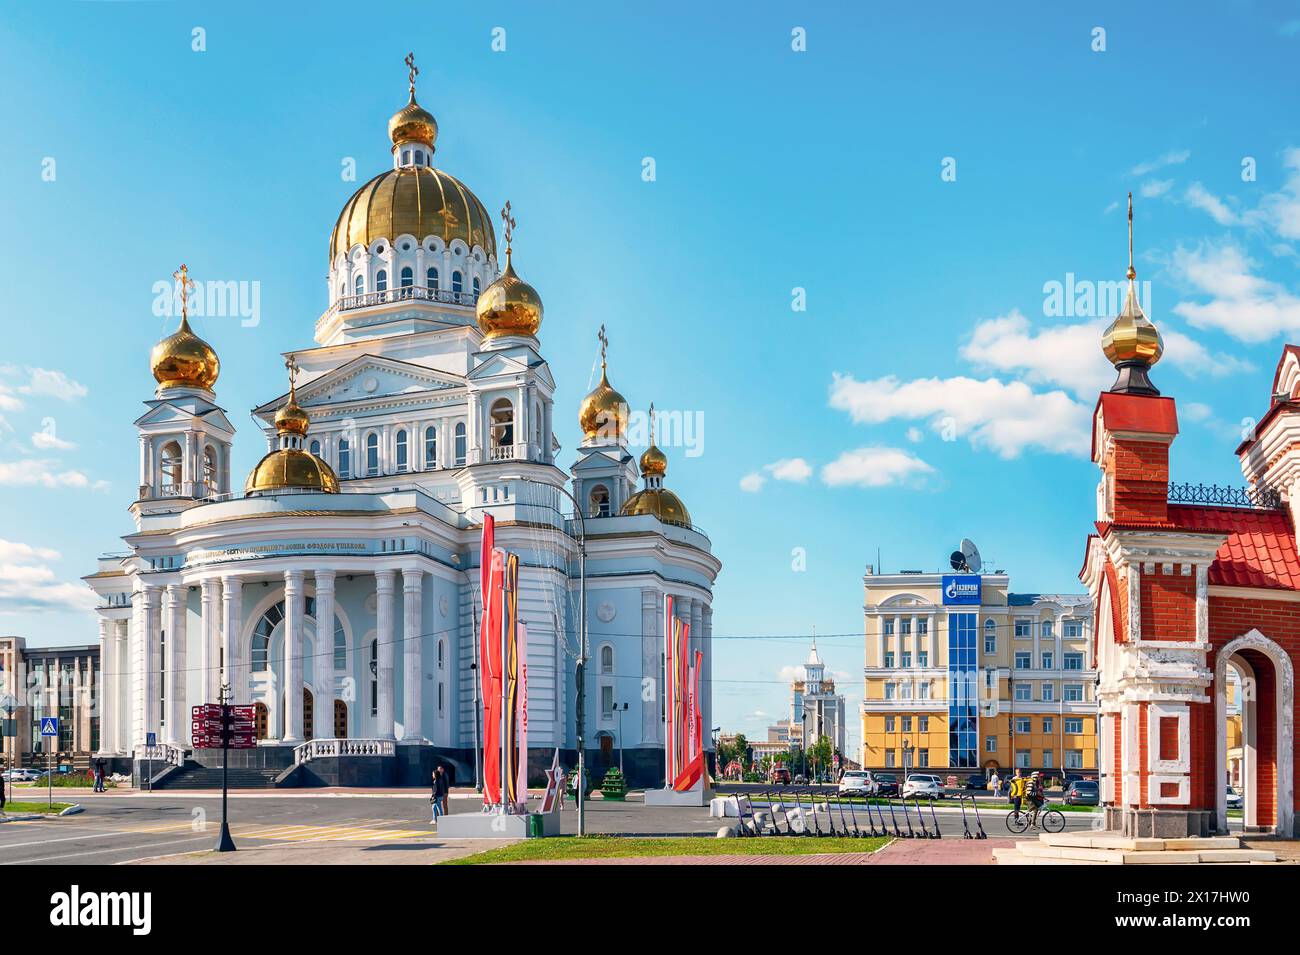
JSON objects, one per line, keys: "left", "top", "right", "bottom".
{"left": 1092, "top": 392, "right": 1179, "bottom": 460}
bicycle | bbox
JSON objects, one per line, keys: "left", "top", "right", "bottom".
{"left": 1005, "top": 800, "right": 1065, "bottom": 834}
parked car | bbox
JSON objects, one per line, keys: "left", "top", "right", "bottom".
{"left": 902, "top": 774, "right": 946, "bottom": 799}
{"left": 1226, "top": 786, "right": 1243, "bottom": 810}
{"left": 1064, "top": 779, "right": 1099, "bottom": 806}
{"left": 872, "top": 772, "right": 899, "bottom": 797}
{"left": 2, "top": 768, "right": 41, "bottom": 782}
{"left": 964, "top": 774, "right": 986, "bottom": 790}
{"left": 838, "top": 770, "right": 875, "bottom": 796}
{"left": 769, "top": 766, "right": 791, "bottom": 786}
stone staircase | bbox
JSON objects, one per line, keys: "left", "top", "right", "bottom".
{"left": 151, "top": 762, "right": 285, "bottom": 790}
{"left": 993, "top": 832, "right": 1279, "bottom": 865}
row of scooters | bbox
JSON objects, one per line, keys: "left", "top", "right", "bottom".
{"left": 733, "top": 789, "right": 988, "bottom": 840}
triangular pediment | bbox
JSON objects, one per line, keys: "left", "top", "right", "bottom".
{"left": 572, "top": 446, "right": 634, "bottom": 472}
{"left": 253, "top": 354, "right": 464, "bottom": 415}
{"left": 134, "top": 400, "right": 235, "bottom": 434}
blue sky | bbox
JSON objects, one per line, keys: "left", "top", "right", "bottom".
{"left": 4, "top": 2, "right": 1300, "bottom": 755}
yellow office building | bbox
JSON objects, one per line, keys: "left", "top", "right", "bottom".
{"left": 860, "top": 568, "right": 1096, "bottom": 777}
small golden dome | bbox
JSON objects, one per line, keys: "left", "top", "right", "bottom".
{"left": 579, "top": 367, "right": 629, "bottom": 440}
{"left": 1102, "top": 286, "right": 1163, "bottom": 367}
{"left": 476, "top": 252, "right": 543, "bottom": 339}
{"left": 151, "top": 315, "right": 220, "bottom": 392}
{"left": 620, "top": 487, "right": 691, "bottom": 527}
{"left": 330, "top": 167, "right": 495, "bottom": 264}
{"left": 274, "top": 394, "right": 310, "bottom": 436}
{"left": 640, "top": 442, "right": 668, "bottom": 477}
{"left": 388, "top": 91, "right": 438, "bottom": 148}
{"left": 245, "top": 449, "right": 339, "bottom": 495}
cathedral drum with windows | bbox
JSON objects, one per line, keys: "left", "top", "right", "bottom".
{"left": 83, "top": 61, "right": 720, "bottom": 789}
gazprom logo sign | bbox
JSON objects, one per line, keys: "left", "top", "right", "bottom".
{"left": 942, "top": 575, "right": 981, "bottom": 606}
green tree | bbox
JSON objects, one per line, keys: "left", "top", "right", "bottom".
{"left": 808, "top": 735, "right": 833, "bottom": 781}
{"left": 732, "top": 733, "right": 749, "bottom": 770}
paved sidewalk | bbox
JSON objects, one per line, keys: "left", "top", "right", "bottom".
{"left": 131, "top": 837, "right": 509, "bottom": 865}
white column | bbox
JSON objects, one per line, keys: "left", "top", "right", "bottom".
{"left": 928, "top": 614, "right": 937, "bottom": 662}
{"left": 401, "top": 568, "right": 423, "bottom": 741}
{"left": 140, "top": 586, "right": 160, "bottom": 750}
{"left": 282, "top": 570, "right": 305, "bottom": 743}
{"left": 220, "top": 576, "right": 243, "bottom": 704}
{"left": 164, "top": 584, "right": 185, "bottom": 746}
{"left": 114, "top": 620, "right": 128, "bottom": 753}
{"left": 96, "top": 619, "right": 112, "bottom": 755}
{"left": 315, "top": 570, "right": 337, "bottom": 738}
{"left": 892, "top": 616, "right": 901, "bottom": 665}
{"left": 138, "top": 434, "right": 151, "bottom": 494}
{"left": 182, "top": 430, "right": 196, "bottom": 496}
{"left": 909, "top": 614, "right": 918, "bottom": 663}
{"left": 874, "top": 616, "right": 884, "bottom": 666}
{"left": 200, "top": 578, "right": 219, "bottom": 705}
{"left": 375, "top": 570, "right": 396, "bottom": 739}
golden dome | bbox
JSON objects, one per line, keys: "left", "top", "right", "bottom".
{"left": 388, "top": 91, "right": 438, "bottom": 148}
{"left": 1102, "top": 289, "right": 1163, "bottom": 367}
{"left": 330, "top": 166, "right": 496, "bottom": 263}
{"left": 274, "top": 394, "right": 310, "bottom": 436}
{"left": 579, "top": 367, "right": 629, "bottom": 439}
{"left": 620, "top": 487, "right": 691, "bottom": 527}
{"left": 640, "top": 443, "right": 668, "bottom": 477}
{"left": 476, "top": 252, "right": 543, "bottom": 339}
{"left": 245, "top": 449, "right": 339, "bottom": 496}
{"left": 151, "top": 315, "right": 219, "bottom": 392}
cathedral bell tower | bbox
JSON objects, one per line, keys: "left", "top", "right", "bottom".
{"left": 133, "top": 265, "right": 235, "bottom": 516}
{"left": 570, "top": 325, "right": 638, "bottom": 519}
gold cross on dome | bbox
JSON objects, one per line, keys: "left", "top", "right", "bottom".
{"left": 405, "top": 52, "right": 419, "bottom": 92}
{"left": 285, "top": 355, "right": 300, "bottom": 393}
{"left": 173, "top": 264, "right": 195, "bottom": 321}
{"left": 648, "top": 401, "right": 656, "bottom": 444}
{"left": 597, "top": 324, "right": 608, "bottom": 368}
{"left": 500, "top": 200, "right": 516, "bottom": 253}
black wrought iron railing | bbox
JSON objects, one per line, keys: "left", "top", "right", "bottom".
{"left": 1167, "top": 481, "right": 1282, "bottom": 510}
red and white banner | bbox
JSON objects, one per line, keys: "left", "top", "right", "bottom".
{"left": 665, "top": 595, "right": 705, "bottom": 792}
{"left": 479, "top": 516, "right": 502, "bottom": 805}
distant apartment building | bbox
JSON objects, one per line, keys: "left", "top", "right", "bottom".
{"left": 860, "top": 569, "right": 1096, "bottom": 776}
{"left": 0, "top": 636, "right": 102, "bottom": 769}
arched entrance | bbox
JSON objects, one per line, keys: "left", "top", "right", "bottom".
{"left": 1215, "top": 630, "right": 1294, "bottom": 835}
{"left": 303, "top": 688, "right": 314, "bottom": 741}
{"left": 334, "top": 699, "right": 348, "bottom": 739}
{"left": 254, "top": 702, "right": 269, "bottom": 741}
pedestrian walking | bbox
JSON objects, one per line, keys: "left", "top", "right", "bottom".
{"left": 987, "top": 770, "right": 999, "bottom": 796}
{"left": 434, "top": 765, "right": 450, "bottom": 817}
{"left": 93, "top": 757, "right": 106, "bottom": 793}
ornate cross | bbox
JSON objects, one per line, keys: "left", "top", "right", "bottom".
{"left": 285, "top": 355, "right": 300, "bottom": 393}
{"left": 648, "top": 401, "right": 656, "bottom": 444}
{"left": 500, "top": 200, "right": 516, "bottom": 253}
{"left": 405, "top": 52, "right": 419, "bottom": 92}
{"left": 173, "top": 264, "right": 194, "bottom": 321}
{"left": 597, "top": 324, "right": 608, "bottom": 369}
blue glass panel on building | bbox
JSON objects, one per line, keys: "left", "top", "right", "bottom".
{"left": 948, "top": 611, "right": 978, "bottom": 768}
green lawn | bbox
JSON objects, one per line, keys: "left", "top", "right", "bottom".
{"left": 444, "top": 835, "right": 889, "bottom": 865}
{"left": 3, "top": 801, "right": 73, "bottom": 814}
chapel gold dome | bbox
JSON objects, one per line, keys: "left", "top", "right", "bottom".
{"left": 330, "top": 167, "right": 496, "bottom": 264}
{"left": 151, "top": 316, "right": 220, "bottom": 391}
{"left": 640, "top": 443, "right": 668, "bottom": 477}
{"left": 475, "top": 255, "right": 543, "bottom": 339}
{"left": 1102, "top": 294, "right": 1164, "bottom": 368}
{"left": 578, "top": 368, "right": 629, "bottom": 439}
{"left": 388, "top": 91, "right": 438, "bottom": 148}
{"left": 245, "top": 449, "right": 339, "bottom": 495}
{"left": 274, "top": 396, "right": 310, "bottom": 436}
{"left": 621, "top": 487, "right": 691, "bottom": 527}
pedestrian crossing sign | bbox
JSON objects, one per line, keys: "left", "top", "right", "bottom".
{"left": 40, "top": 716, "right": 59, "bottom": 736}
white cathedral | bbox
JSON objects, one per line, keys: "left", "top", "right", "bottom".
{"left": 84, "top": 65, "right": 721, "bottom": 788}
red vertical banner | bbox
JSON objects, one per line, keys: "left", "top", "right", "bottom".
{"left": 480, "top": 523, "right": 504, "bottom": 805}
{"left": 502, "top": 552, "right": 522, "bottom": 809}
{"left": 663, "top": 594, "right": 676, "bottom": 784}
{"left": 516, "top": 621, "right": 528, "bottom": 809}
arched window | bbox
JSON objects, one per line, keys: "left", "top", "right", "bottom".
{"left": 309, "top": 439, "right": 321, "bottom": 457}
{"left": 600, "top": 644, "right": 614, "bottom": 674}
{"left": 333, "top": 699, "right": 348, "bottom": 739}
{"left": 365, "top": 433, "right": 379, "bottom": 476}
{"left": 395, "top": 429, "right": 408, "bottom": 472}
{"left": 354, "top": 274, "right": 364, "bottom": 296}
{"left": 338, "top": 438, "right": 351, "bottom": 478}
{"left": 452, "top": 270, "right": 463, "bottom": 296}
{"left": 437, "top": 639, "right": 444, "bottom": 669}
{"left": 160, "top": 441, "right": 183, "bottom": 492}
{"left": 454, "top": 422, "right": 467, "bottom": 466}
{"left": 370, "top": 638, "right": 379, "bottom": 716}
{"left": 589, "top": 484, "right": 611, "bottom": 518}
{"left": 426, "top": 267, "right": 439, "bottom": 291}
{"left": 401, "top": 149, "right": 411, "bottom": 165}
{"left": 489, "top": 398, "right": 514, "bottom": 454}
{"left": 252, "top": 600, "right": 284, "bottom": 671}
{"left": 333, "top": 620, "right": 346, "bottom": 670}
{"left": 1041, "top": 620, "right": 1054, "bottom": 639}
{"left": 400, "top": 266, "right": 413, "bottom": 289}
{"left": 202, "top": 445, "right": 218, "bottom": 494}
{"left": 983, "top": 619, "right": 997, "bottom": 654}
{"left": 424, "top": 426, "right": 437, "bottom": 469}
{"left": 375, "top": 269, "right": 388, "bottom": 293}
{"left": 472, "top": 276, "right": 481, "bottom": 300}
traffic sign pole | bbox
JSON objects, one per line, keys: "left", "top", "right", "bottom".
{"left": 215, "top": 686, "right": 236, "bottom": 852}
{"left": 39, "top": 717, "right": 59, "bottom": 809}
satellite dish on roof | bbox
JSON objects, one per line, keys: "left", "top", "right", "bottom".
{"left": 950, "top": 539, "right": 983, "bottom": 573}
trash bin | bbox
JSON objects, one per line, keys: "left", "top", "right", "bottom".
{"left": 526, "top": 813, "right": 544, "bottom": 838}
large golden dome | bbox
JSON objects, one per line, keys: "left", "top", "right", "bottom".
{"left": 476, "top": 252, "right": 543, "bottom": 339}
{"left": 245, "top": 450, "right": 340, "bottom": 496}
{"left": 621, "top": 487, "right": 691, "bottom": 527}
{"left": 1102, "top": 287, "right": 1163, "bottom": 367}
{"left": 579, "top": 367, "right": 628, "bottom": 439}
{"left": 329, "top": 166, "right": 496, "bottom": 263}
{"left": 388, "top": 91, "right": 438, "bottom": 148}
{"left": 151, "top": 315, "right": 219, "bottom": 392}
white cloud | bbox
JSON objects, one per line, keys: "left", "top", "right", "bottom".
{"left": 777, "top": 665, "right": 805, "bottom": 683}
{"left": 0, "top": 459, "right": 108, "bottom": 491}
{"left": 1170, "top": 242, "right": 1300, "bottom": 342}
{"left": 0, "top": 538, "right": 97, "bottom": 614}
{"left": 1130, "top": 149, "right": 1190, "bottom": 177}
{"left": 0, "top": 367, "right": 88, "bottom": 408}
{"left": 830, "top": 372, "right": 1091, "bottom": 458}
{"left": 31, "top": 431, "right": 75, "bottom": 451}
{"left": 739, "top": 457, "right": 813, "bottom": 493}
{"left": 906, "top": 427, "right": 924, "bottom": 443}
{"left": 820, "top": 446, "right": 936, "bottom": 487}
{"left": 1140, "top": 178, "right": 1174, "bottom": 199}
{"left": 1184, "top": 182, "right": 1246, "bottom": 226}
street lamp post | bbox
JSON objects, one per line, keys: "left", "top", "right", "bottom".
{"left": 521, "top": 477, "right": 587, "bottom": 836}
{"left": 615, "top": 702, "right": 629, "bottom": 775}
{"left": 903, "top": 738, "right": 913, "bottom": 789}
